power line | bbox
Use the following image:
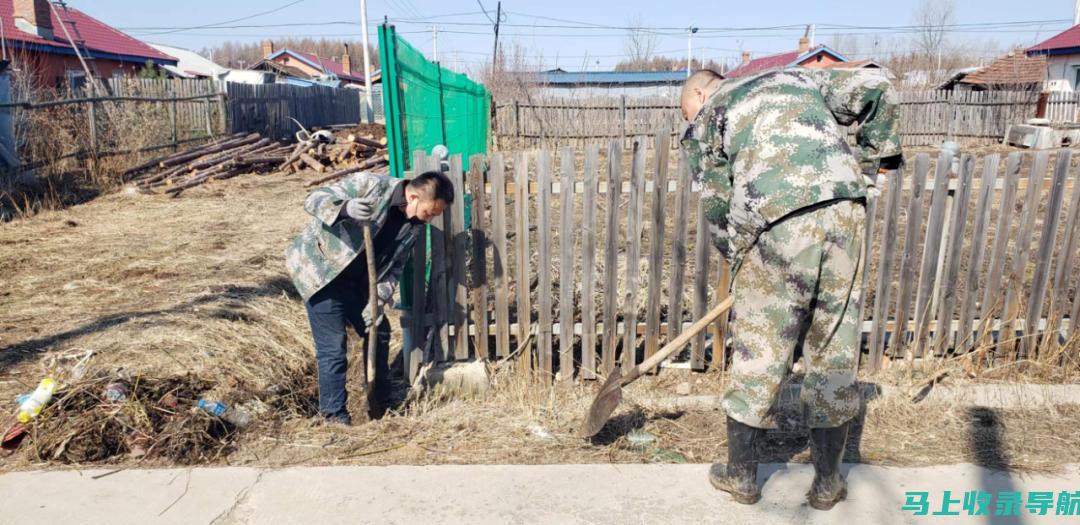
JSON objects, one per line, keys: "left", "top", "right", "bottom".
{"left": 134, "top": 0, "right": 307, "bottom": 36}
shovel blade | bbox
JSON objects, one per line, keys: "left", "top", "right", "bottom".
{"left": 579, "top": 367, "right": 625, "bottom": 438}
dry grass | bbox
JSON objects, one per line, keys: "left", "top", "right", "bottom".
{"left": 1, "top": 157, "right": 1078, "bottom": 473}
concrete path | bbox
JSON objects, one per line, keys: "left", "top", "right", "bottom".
{"left": 2, "top": 463, "right": 1078, "bottom": 524}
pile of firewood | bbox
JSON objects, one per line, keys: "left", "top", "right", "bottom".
{"left": 123, "top": 128, "right": 389, "bottom": 196}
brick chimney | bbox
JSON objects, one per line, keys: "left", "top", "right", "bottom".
{"left": 798, "top": 36, "right": 810, "bottom": 54}
{"left": 341, "top": 44, "right": 352, "bottom": 74}
{"left": 741, "top": 51, "right": 751, "bottom": 65}
{"left": 14, "top": 0, "right": 54, "bottom": 39}
{"left": 261, "top": 40, "right": 274, "bottom": 58}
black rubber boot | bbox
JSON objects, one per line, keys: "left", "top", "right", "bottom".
{"left": 807, "top": 422, "right": 850, "bottom": 510}
{"left": 708, "top": 416, "right": 764, "bottom": 504}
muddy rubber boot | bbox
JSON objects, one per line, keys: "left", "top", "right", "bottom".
{"left": 708, "top": 416, "right": 763, "bottom": 504}
{"left": 807, "top": 422, "right": 850, "bottom": 511}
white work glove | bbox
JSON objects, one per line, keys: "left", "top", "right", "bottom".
{"left": 863, "top": 175, "right": 881, "bottom": 199}
{"left": 343, "top": 197, "right": 376, "bottom": 222}
{"left": 361, "top": 282, "right": 394, "bottom": 327}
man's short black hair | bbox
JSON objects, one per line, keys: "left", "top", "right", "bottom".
{"left": 408, "top": 171, "right": 455, "bottom": 204}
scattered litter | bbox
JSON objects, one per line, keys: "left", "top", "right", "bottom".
{"left": 197, "top": 399, "right": 252, "bottom": 428}
{"left": 650, "top": 447, "right": 688, "bottom": 463}
{"left": 626, "top": 429, "right": 657, "bottom": 447}
{"left": 675, "top": 382, "right": 692, "bottom": 396}
{"left": 527, "top": 423, "right": 554, "bottom": 440}
{"left": 103, "top": 383, "right": 129, "bottom": 402}
{"left": 17, "top": 377, "right": 56, "bottom": 423}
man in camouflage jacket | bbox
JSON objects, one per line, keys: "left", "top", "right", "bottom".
{"left": 680, "top": 68, "right": 902, "bottom": 509}
{"left": 286, "top": 170, "right": 454, "bottom": 424}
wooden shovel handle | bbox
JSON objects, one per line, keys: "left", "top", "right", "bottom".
{"left": 362, "top": 222, "right": 378, "bottom": 383}
{"left": 622, "top": 296, "right": 735, "bottom": 385}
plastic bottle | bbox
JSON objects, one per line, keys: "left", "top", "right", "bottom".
{"left": 17, "top": 378, "right": 57, "bottom": 423}
{"left": 197, "top": 399, "right": 251, "bottom": 428}
{"left": 103, "top": 383, "right": 128, "bottom": 402}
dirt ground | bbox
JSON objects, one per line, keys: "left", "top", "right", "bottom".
{"left": 1, "top": 162, "right": 1079, "bottom": 474}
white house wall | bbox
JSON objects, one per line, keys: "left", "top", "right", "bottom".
{"left": 1047, "top": 55, "right": 1080, "bottom": 89}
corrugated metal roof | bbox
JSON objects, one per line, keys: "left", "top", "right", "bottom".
{"left": 535, "top": 69, "right": 691, "bottom": 85}
{"left": 725, "top": 45, "right": 848, "bottom": 78}
{"left": 1027, "top": 25, "right": 1080, "bottom": 55}
{"left": 0, "top": 0, "right": 175, "bottom": 64}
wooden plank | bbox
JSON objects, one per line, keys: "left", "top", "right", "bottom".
{"left": 558, "top": 147, "right": 577, "bottom": 380}
{"left": 910, "top": 149, "right": 953, "bottom": 361}
{"left": 467, "top": 154, "right": 490, "bottom": 360}
{"left": 536, "top": 150, "right": 554, "bottom": 378}
{"left": 1053, "top": 155, "right": 1080, "bottom": 340}
{"left": 430, "top": 154, "right": 452, "bottom": 361}
{"left": 932, "top": 154, "right": 975, "bottom": 355}
{"left": 621, "top": 137, "right": 647, "bottom": 373}
{"left": 690, "top": 193, "right": 710, "bottom": 370}
{"left": 407, "top": 152, "right": 429, "bottom": 381}
{"left": 514, "top": 151, "right": 533, "bottom": 362}
{"left": 868, "top": 168, "right": 903, "bottom": 371}
{"left": 977, "top": 153, "right": 1022, "bottom": 348}
{"left": 602, "top": 140, "right": 622, "bottom": 374}
{"left": 580, "top": 146, "right": 600, "bottom": 379}
{"left": 955, "top": 154, "right": 1000, "bottom": 354}
{"left": 1001, "top": 151, "right": 1048, "bottom": 357}
{"left": 490, "top": 154, "right": 511, "bottom": 358}
{"left": 1023, "top": 150, "right": 1071, "bottom": 357}
{"left": 449, "top": 155, "right": 469, "bottom": 360}
{"left": 644, "top": 131, "right": 670, "bottom": 369}
{"left": 667, "top": 148, "right": 692, "bottom": 356}
{"left": 857, "top": 172, "right": 880, "bottom": 362}
{"left": 887, "top": 154, "right": 930, "bottom": 359}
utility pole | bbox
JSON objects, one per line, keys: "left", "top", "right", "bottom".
{"left": 432, "top": 24, "right": 438, "bottom": 62}
{"left": 360, "top": 0, "right": 374, "bottom": 123}
{"left": 491, "top": 1, "right": 502, "bottom": 74}
{"left": 1075, "top": 0, "right": 1080, "bottom": 26}
{"left": 686, "top": 27, "right": 698, "bottom": 77}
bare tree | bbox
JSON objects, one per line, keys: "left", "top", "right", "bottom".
{"left": 912, "top": 0, "right": 957, "bottom": 83}
{"left": 622, "top": 15, "right": 658, "bottom": 70}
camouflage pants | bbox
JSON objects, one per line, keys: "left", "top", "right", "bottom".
{"left": 722, "top": 200, "right": 865, "bottom": 429}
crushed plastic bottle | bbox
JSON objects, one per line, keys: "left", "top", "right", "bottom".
{"left": 197, "top": 399, "right": 251, "bottom": 428}
{"left": 103, "top": 383, "right": 128, "bottom": 402}
{"left": 17, "top": 378, "right": 57, "bottom": 423}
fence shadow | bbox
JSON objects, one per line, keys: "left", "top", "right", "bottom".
{"left": 0, "top": 276, "right": 298, "bottom": 372}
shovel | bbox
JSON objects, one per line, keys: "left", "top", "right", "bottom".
{"left": 580, "top": 296, "right": 734, "bottom": 438}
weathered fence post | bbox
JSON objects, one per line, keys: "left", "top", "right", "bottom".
{"left": 87, "top": 99, "right": 99, "bottom": 175}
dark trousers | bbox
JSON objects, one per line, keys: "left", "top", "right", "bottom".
{"left": 304, "top": 269, "right": 390, "bottom": 423}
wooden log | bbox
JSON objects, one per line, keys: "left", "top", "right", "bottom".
{"left": 976, "top": 153, "right": 1022, "bottom": 348}
{"left": 300, "top": 152, "right": 326, "bottom": 173}
{"left": 602, "top": 140, "right": 622, "bottom": 374}
{"left": 558, "top": 147, "right": 577, "bottom": 380}
{"left": 667, "top": 147, "right": 692, "bottom": 354}
{"left": 887, "top": 153, "right": 930, "bottom": 359}
{"left": 868, "top": 168, "right": 903, "bottom": 370}
{"left": 352, "top": 135, "right": 387, "bottom": 150}
{"left": 580, "top": 146, "right": 599, "bottom": 379}
{"left": 158, "top": 133, "right": 261, "bottom": 169}
{"left": 279, "top": 141, "right": 310, "bottom": 171}
{"left": 954, "top": 154, "right": 999, "bottom": 355}
{"left": 644, "top": 131, "right": 670, "bottom": 370}
{"left": 621, "top": 137, "right": 647, "bottom": 373}
{"left": 1023, "top": 150, "right": 1071, "bottom": 356}
{"left": 491, "top": 154, "right": 511, "bottom": 358}
{"left": 537, "top": 150, "right": 554, "bottom": 377}
{"left": 121, "top": 132, "right": 246, "bottom": 177}
{"left": 468, "top": 155, "right": 490, "bottom": 361}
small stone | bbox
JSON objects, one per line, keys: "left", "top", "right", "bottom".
{"left": 675, "top": 382, "right": 692, "bottom": 396}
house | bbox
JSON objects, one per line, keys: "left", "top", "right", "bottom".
{"left": 248, "top": 41, "right": 366, "bottom": 88}
{"left": 1, "top": 0, "right": 176, "bottom": 88}
{"left": 725, "top": 35, "right": 869, "bottom": 78}
{"left": 1026, "top": 25, "right": 1080, "bottom": 91}
{"left": 148, "top": 43, "right": 228, "bottom": 79}
{"left": 523, "top": 68, "right": 693, "bottom": 100}
{"left": 938, "top": 52, "right": 1045, "bottom": 91}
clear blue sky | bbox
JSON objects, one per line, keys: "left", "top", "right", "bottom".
{"left": 81, "top": 0, "right": 1073, "bottom": 72}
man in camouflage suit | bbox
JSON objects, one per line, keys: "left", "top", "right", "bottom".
{"left": 286, "top": 170, "right": 454, "bottom": 425}
{"left": 680, "top": 67, "right": 902, "bottom": 509}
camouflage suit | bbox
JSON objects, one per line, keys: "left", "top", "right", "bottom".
{"left": 682, "top": 68, "right": 901, "bottom": 429}
{"left": 285, "top": 171, "right": 419, "bottom": 302}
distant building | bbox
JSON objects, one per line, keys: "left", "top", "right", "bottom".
{"left": 725, "top": 36, "right": 877, "bottom": 79}
{"left": 249, "top": 41, "right": 367, "bottom": 88}
{"left": 939, "top": 52, "right": 1046, "bottom": 91}
{"left": 1026, "top": 25, "right": 1080, "bottom": 91}
{"left": 148, "top": 43, "right": 228, "bottom": 79}
{"left": 1, "top": 0, "right": 176, "bottom": 88}
{"left": 524, "top": 68, "right": 693, "bottom": 100}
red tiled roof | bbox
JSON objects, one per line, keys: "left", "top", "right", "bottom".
{"left": 0, "top": 0, "right": 174, "bottom": 63}
{"left": 289, "top": 50, "right": 364, "bottom": 82}
{"left": 725, "top": 50, "right": 802, "bottom": 78}
{"left": 960, "top": 52, "right": 1046, "bottom": 86}
{"left": 1027, "top": 25, "right": 1080, "bottom": 54}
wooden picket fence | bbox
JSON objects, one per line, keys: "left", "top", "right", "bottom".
{"left": 403, "top": 133, "right": 1080, "bottom": 381}
{"left": 493, "top": 90, "right": 1046, "bottom": 149}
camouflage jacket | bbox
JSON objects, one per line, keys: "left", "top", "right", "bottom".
{"left": 285, "top": 172, "right": 421, "bottom": 302}
{"left": 682, "top": 67, "right": 901, "bottom": 264}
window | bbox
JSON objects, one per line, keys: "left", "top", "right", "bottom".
{"left": 65, "top": 70, "right": 86, "bottom": 92}
{"left": 1073, "top": 66, "right": 1080, "bottom": 90}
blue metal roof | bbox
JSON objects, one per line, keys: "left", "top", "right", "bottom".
{"left": 535, "top": 69, "right": 690, "bottom": 85}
